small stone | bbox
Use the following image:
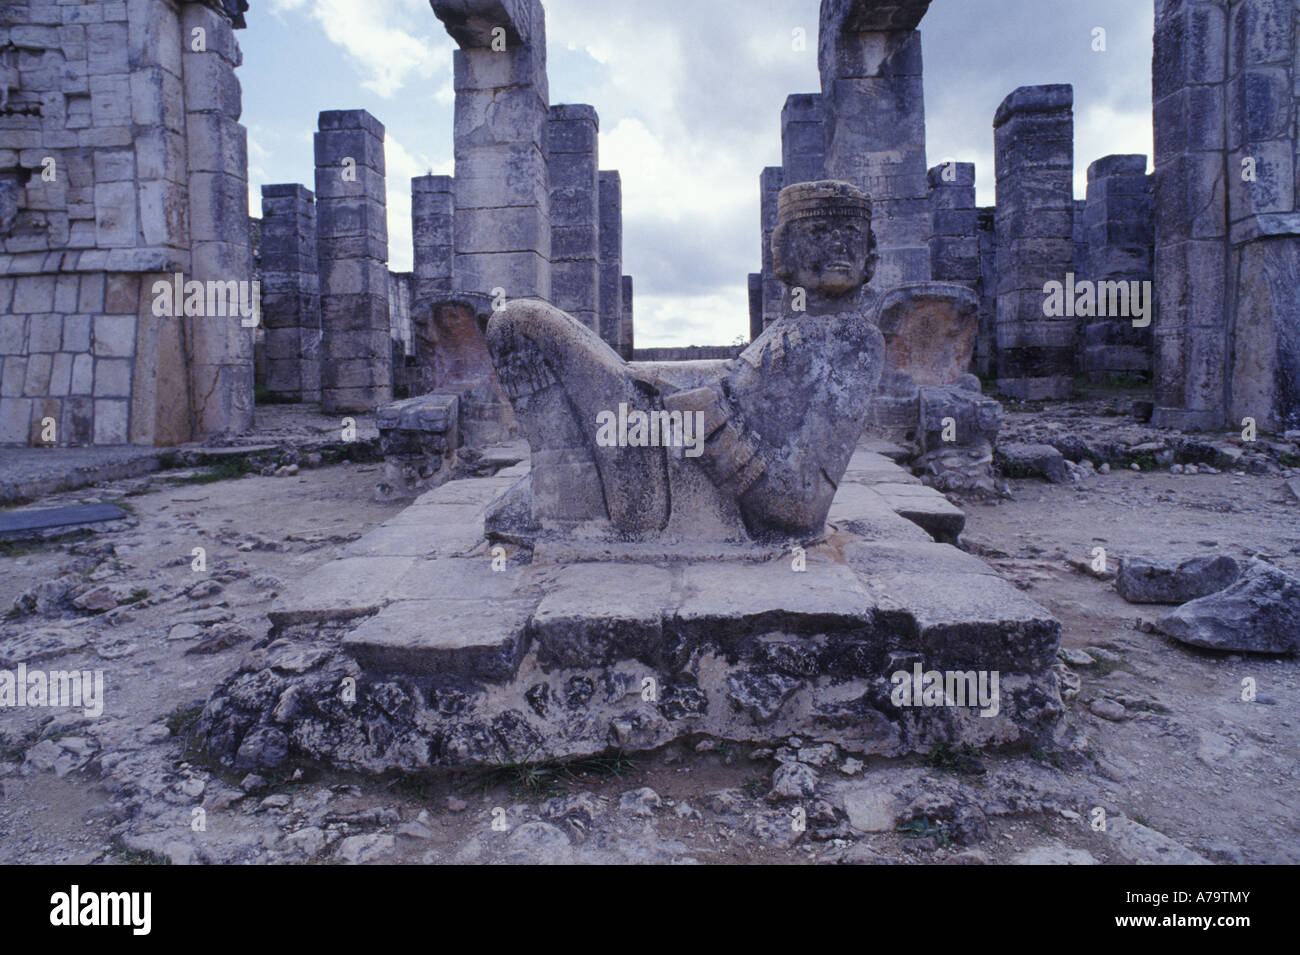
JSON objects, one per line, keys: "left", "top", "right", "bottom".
{"left": 72, "top": 586, "right": 118, "bottom": 613}
{"left": 945, "top": 849, "right": 990, "bottom": 864}
{"left": 1130, "top": 463, "right": 1140, "bottom": 472}
{"left": 397, "top": 821, "right": 433, "bottom": 840}
{"left": 840, "top": 757, "right": 864, "bottom": 776}
{"left": 168, "top": 623, "right": 203, "bottom": 641}
{"left": 336, "top": 833, "right": 395, "bottom": 864}
{"left": 187, "top": 580, "right": 223, "bottom": 600}
{"left": 769, "top": 761, "right": 819, "bottom": 799}
{"left": 1058, "top": 647, "right": 1095, "bottom": 667}
{"left": 1171, "top": 463, "right": 1184, "bottom": 474}
{"left": 446, "top": 796, "right": 468, "bottom": 812}
{"left": 619, "top": 787, "right": 663, "bottom": 817}
{"left": 1185, "top": 464, "right": 1199, "bottom": 475}
{"left": 1089, "top": 698, "right": 1128, "bottom": 721}
{"left": 1098, "top": 462, "right": 1110, "bottom": 474}
{"left": 260, "top": 794, "right": 291, "bottom": 809}
{"left": 239, "top": 774, "right": 267, "bottom": 793}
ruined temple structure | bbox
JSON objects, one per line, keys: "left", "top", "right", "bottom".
{"left": 0, "top": 0, "right": 635, "bottom": 448}
{"left": 3, "top": 0, "right": 1299, "bottom": 448}
{"left": 750, "top": 0, "right": 1299, "bottom": 434}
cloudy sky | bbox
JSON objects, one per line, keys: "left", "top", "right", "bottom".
{"left": 239, "top": 0, "right": 1154, "bottom": 347}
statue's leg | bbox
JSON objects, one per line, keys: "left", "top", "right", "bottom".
{"left": 486, "top": 300, "right": 669, "bottom": 532}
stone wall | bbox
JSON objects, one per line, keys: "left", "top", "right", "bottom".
{"left": 1, "top": 0, "right": 254, "bottom": 446}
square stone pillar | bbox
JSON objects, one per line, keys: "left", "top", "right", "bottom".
{"left": 259, "top": 184, "right": 321, "bottom": 403}
{"left": 1082, "top": 154, "right": 1153, "bottom": 383}
{"left": 433, "top": 0, "right": 551, "bottom": 301}
{"left": 927, "top": 161, "right": 978, "bottom": 286}
{"left": 314, "top": 108, "right": 390, "bottom": 413}
{"left": 412, "top": 174, "right": 455, "bottom": 304}
{"left": 781, "top": 93, "right": 826, "bottom": 185}
{"left": 547, "top": 104, "right": 600, "bottom": 332}
{"left": 598, "top": 170, "right": 623, "bottom": 349}
{"left": 181, "top": 0, "right": 255, "bottom": 437}
{"left": 993, "top": 85, "right": 1075, "bottom": 400}
{"left": 760, "top": 166, "right": 784, "bottom": 329}
{"left": 819, "top": 0, "right": 933, "bottom": 287}
{"left": 620, "top": 274, "right": 634, "bottom": 360}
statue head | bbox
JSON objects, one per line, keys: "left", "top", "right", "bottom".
{"left": 772, "top": 180, "right": 876, "bottom": 297}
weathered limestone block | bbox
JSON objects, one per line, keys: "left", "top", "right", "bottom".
{"left": 486, "top": 180, "right": 886, "bottom": 543}
{"left": 374, "top": 393, "right": 461, "bottom": 501}
{"left": 1157, "top": 560, "right": 1300, "bottom": 653}
{"left": 315, "top": 109, "right": 390, "bottom": 413}
{"left": 993, "top": 84, "right": 1075, "bottom": 400}
{"left": 1116, "top": 554, "right": 1240, "bottom": 605}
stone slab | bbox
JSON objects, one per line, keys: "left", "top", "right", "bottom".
{"left": 342, "top": 597, "right": 533, "bottom": 680}
{"left": 268, "top": 556, "right": 417, "bottom": 627}
{"left": 0, "top": 502, "right": 127, "bottom": 537}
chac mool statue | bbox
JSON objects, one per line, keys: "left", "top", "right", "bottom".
{"left": 485, "top": 180, "right": 886, "bottom": 543}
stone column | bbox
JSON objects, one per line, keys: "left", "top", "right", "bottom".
{"left": 314, "top": 108, "right": 390, "bottom": 413}
{"left": 781, "top": 93, "right": 825, "bottom": 185}
{"left": 1223, "top": 0, "right": 1299, "bottom": 431}
{"left": 431, "top": 0, "right": 550, "bottom": 301}
{"left": 598, "top": 170, "right": 623, "bottom": 349}
{"left": 819, "top": 0, "right": 932, "bottom": 287}
{"left": 547, "top": 104, "right": 600, "bottom": 332}
{"left": 259, "top": 184, "right": 321, "bottom": 403}
{"left": 411, "top": 174, "right": 455, "bottom": 304}
{"left": 748, "top": 272, "right": 763, "bottom": 342}
{"left": 974, "top": 207, "right": 998, "bottom": 379}
{"left": 993, "top": 85, "right": 1075, "bottom": 400}
{"left": 1082, "top": 154, "right": 1153, "bottom": 383}
{"left": 927, "top": 161, "right": 978, "bottom": 286}
{"left": 1150, "top": 0, "right": 1228, "bottom": 428}
{"left": 620, "top": 274, "right": 634, "bottom": 360}
{"left": 181, "top": 0, "right": 255, "bottom": 437}
{"left": 760, "top": 165, "right": 784, "bottom": 328}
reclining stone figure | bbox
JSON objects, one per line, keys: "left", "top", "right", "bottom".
{"left": 485, "top": 180, "right": 891, "bottom": 542}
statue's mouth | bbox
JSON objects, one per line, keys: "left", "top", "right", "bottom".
{"left": 825, "top": 261, "right": 854, "bottom": 271}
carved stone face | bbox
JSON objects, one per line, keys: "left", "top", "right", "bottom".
{"left": 773, "top": 213, "right": 876, "bottom": 297}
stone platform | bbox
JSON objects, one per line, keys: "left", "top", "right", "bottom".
{"left": 197, "top": 444, "right": 1064, "bottom": 774}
